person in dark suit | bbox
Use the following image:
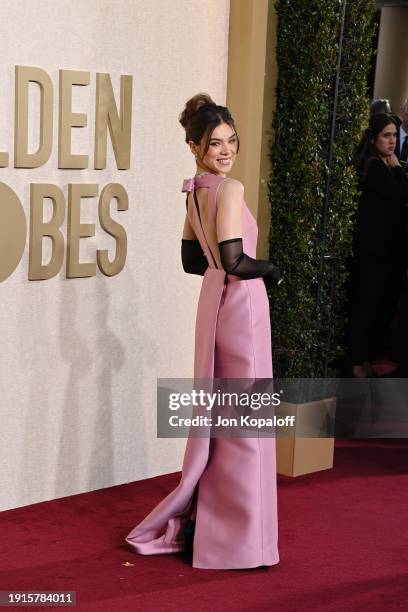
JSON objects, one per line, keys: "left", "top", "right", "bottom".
{"left": 348, "top": 113, "right": 408, "bottom": 378}
{"left": 396, "top": 99, "right": 408, "bottom": 165}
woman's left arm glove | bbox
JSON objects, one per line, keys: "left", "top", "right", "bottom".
{"left": 219, "top": 238, "right": 282, "bottom": 286}
{"left": 181, "top": 239, "right": 208, "bottom": 276}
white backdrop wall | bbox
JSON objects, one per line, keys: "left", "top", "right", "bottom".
{"left": 0, "top": 0, "right": 230, "bottom": 511}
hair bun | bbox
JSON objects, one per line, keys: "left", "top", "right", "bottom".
{"left": 179, "top": 93, "right": 216, "bottom": 129}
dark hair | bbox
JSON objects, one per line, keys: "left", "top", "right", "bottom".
{"left": 179, "top": 93, "right": 240, "bottom": 156}
{"left": 369, "top": 98, "right": 391, "bottom": 116}
{"left": 353, "top": 113, "right": 397, "bottom": 179}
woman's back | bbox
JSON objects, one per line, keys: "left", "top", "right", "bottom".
{"left": 183, "top": 173, "right": 258, "bottom": 271}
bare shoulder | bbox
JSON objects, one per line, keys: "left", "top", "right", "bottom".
{"left": 216, "top": 178, "right": 244, "bottom": 237}
{"left": 217, "top": 178, "right": 244, "bottom": 205}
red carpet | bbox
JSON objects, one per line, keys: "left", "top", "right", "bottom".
{"left": 1, "top": 440, "right": 407, "bottom": 611}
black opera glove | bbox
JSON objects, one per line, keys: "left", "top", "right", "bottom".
{"left": 181, "top": 239, "right": 208, "bottom": 276}
{"left": 218, "top": 238, "right": 282, "bottom": 286}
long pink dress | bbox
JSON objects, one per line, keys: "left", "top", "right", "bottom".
{"left": 126, "top": 173, "right": 279, "bottom": 569}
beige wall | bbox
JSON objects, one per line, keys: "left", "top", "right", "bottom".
{"left": 0, "top": 0, "right": 230, "bottom": 511}
{"left": 227, "top": 0, "right": 278, "bottom": 258}
{"left": 374, "top": 7, "right": 408, "bottom": 112}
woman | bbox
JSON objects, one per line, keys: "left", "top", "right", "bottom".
{"left": 348, "top": 113, "right": 408, "bottom": 378}
{"left": 126, "top": 94, "right": 280, "bottom": 569}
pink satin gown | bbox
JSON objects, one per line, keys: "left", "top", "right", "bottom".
{"left": 126, "top": 173, "right": 279, "bottom": 569}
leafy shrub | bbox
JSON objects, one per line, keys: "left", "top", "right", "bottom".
{"left": 269, "top": 0, "right": 376, "bottom": 377}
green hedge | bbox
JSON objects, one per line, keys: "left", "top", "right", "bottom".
{"left": 268, "top": 0, "right": 376, "bottom": 377}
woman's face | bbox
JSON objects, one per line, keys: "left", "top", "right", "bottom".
{"left": 193, "top": 122, "right": 238, "bottom": 176}
{"left": 373, "top": 123, "right": 397, "bottom": 157}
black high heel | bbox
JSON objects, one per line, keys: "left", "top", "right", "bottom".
{"left": 182, "top": 519, "right": 195, "bottom": 557}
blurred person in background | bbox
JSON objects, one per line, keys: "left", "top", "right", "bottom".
{"left": 396, "top": 98, "right": 408, "bottom": 165}
{"left": 369, "top": 98, "right": 392, "bottom": 117}
{"left": 347, "top": 113, "right": 408, "bottom": 378}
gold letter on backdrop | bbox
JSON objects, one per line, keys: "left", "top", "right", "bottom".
{"left": 59, "top": 70, "right": 90, "bottom": 169}
{"left": 97, "top": 183, "right": 128, "bottom": 276}
{"left": 29, "top": 184, "right": 65, "bottom": 280}
{"left": 0, "top": 152, "right": 9, "bottom": 167}
{"left": 0, "top": 182, "right": 27, "bottom": 282}
{"left": 94, "top": 73, "right": 132, "bottom": 170}
{"left": 14, "top": 66, "right": 53, "bottom": 168}
{"left": 67, "top": 184, "right": 98, "bottom": 278}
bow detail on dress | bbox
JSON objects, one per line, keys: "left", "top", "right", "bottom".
{"left": 182, "top": 174, "right": 216, "bottom": 193}
{"left": 181, "top": 178, "right": 195, "bottom": 193}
